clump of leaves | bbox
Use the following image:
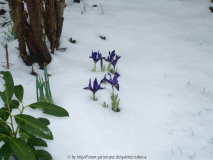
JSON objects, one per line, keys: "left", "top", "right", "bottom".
{"left": 0, "top": 41, "right": 6, "bottom": 48}
{"left": 111, "top": 93, "right": 120, "bottom": 112}
{"left": 101, "top": 72, "right": 120, "bottom": 112}
{"left": 1, "top": 22, "right": 18, "bottom": 42}
{"left": 0, "top": 71, "right": 69, "bottom": 160}
{"left": 36, "top": 64, "right": 53, "bottom": 104}
{"left": 101, "top": 102, "right": 108, "bottom": 108}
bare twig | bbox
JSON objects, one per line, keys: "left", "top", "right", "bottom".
{"left": 5, "top": 44, "right": 9, "bottom": 69}
{"left": 100, "top": 3, "right": 104, "bottom": 14}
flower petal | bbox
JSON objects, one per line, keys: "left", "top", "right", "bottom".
{"left": 113, "top": 83, "right": 119, "bottom": 91}
{"left": 83, "top": 87, "right": 91, "bottom": 90}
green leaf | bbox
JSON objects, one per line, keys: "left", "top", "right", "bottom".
{"left": 0, "top": 142, "right": 12, "bottom": 160}
{"left": 0, "top": 107, "right": 9, "bottom": 121}
{"left": 9, "top": 137, "right": 36, "bottom": 160}
{"left": 14, "top": 114, "right": 53, "bottom": 140}
{"left": 28, "top": 102, "right": 69, "bottom": 117}
{"left": 0, "top": 133, "right": 6, "bottom": 142}
{"left": 0, "top": 91, "right": 6, "bottom": 105}
{"left": 10, "top": 99, "right": 20, "bottom": 109}
{"left": 0, "top": 71, "right": 14, "bottom": 106}
{"left": 34, "top": 150, "right": 52, "bottom": 160}
{"left": 14, "top": 85, "right": 24, "bottom": 103}
{"left": 26, "top": 138, "right": 47, "bottom": 147}
{"left": 19, "top": 130, "right": 30, "bottom": 140}
{"left": 37, "top": 117, "right": 50, "bottom": 126}
{"left": 0, "top": 123, "right": 12, "bottom": 137}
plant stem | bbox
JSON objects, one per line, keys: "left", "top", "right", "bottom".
{"left": 93, "top": 93, "right": 96, "bottom": 101}
{"left": 100, "top": 59, "right": 103, "bottom": 71}
{"left": 20, "top": 102, "right": 25, "bottom": 114}
{"left": 93, "top": 63, "right": 96, "bottom": 72}
{"left": 107, "top": 62, "right": 112, "bottom": 71}
{"left": 9, "top": 113, "right": 15, "bottom": 135}
{"left": 6, "top": 104, "right": 15, "bottom": 134}
{"left": 14, "top": 123, "right": 20, "bottom": 136}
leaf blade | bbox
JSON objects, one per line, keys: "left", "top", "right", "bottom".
{"left": 29, "top": 102, "right": 69, "bottom": 117}
{"left": 9, "top": 137, "right": 36, "bottom": 160}
{"left": 10, "top": 99, "right": 20, "bottom": 109}
{"left": 0, "top": 142, "right": 12, "bottom": 160}
{"left": 37, "top": 117, "right": 50, "bottom": 126}
{"left": 0, "top": 71, "right": 14, "bottom": 106}
{"left": 0, "top": 107, "right": 9, "bottom": 121}
{"left": 27, "top": 138, "right": 47, "bottom": 147}
{"left": 14, "top": 114, "right": 53, "bottom": 140}
{"left": 34, "top": 149, "right": 52, "bottom": 160}
{"left": 14, "top": 85, "right": 24, "bottom": 103}
{"left": 0, "top": 123, "right": 12, "bottom": 137}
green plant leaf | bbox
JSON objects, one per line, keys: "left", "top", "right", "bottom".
{"left": 0, "top": 123, "right": 12, "bottom": 137}
{"left": 26, "top": 138, "right": 47, "bottom": 147}
{"left": 37, "top": 117, "right": 50, "bottom": 126}
{"left": 14, "top": 114, "right": 53, "bottom": 140}
{"left": 28, "top": 102, "right": 69, "bottom": 117}
{"left": 0, "top": 142, "right": 12, "bottom": 160}
{"left": 19, "top": 130, "right": 30, "bottom": 140}
{"left": 10, "top": 99, "right": 20, "bottom": 109}
{"left": 34, "top": 150, "right": 52, "bottom": 160}
{"left": 0, "top": 133, "right": 7, "bottom": 142}
{"left": 9, "top": 137, "right": 36, "bottom": 160}
{"left": 14, "top": 85, "right": 24, "bottom": 103}
{"left": 0, "top": 71, "right": 14, "bottom": 106}
{"left": 0, "top": 107, "right": 9, "bottom": 121}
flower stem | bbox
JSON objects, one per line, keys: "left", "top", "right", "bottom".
{"left": 107, "top": 62, "right": 112, "bottom": 71}
{"left": 93, "top": 63, "right": 96, "bottom": 72}
{"left": 93, "top": 93, "right": 96, "bottom": 101}
{"left": 113, "top": 66, "right": 116, "bottom": 74}
{"left": 101, "top": 59, "right": 103, "bottom": 71}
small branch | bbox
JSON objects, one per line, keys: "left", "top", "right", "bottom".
{"left": 100, "top": 3, "right": 104, "bottom": 14}
{"left": 1, "top": 62, "right": 13, "bottom": 65}
{"left": 178, "top": 146, "right": 182, "bottom": 154}
{"left": 190, "top": 126, "right": 194, "bottom": 135}
{"left": 5, "top": 44, "right": 9, "bottom": 69}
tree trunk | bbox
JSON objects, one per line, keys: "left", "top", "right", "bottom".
{"left": 8, "top": 0, "right": 66, "bottom": 67}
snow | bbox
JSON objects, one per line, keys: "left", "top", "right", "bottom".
{"left": 0, "top": 0, "right": 213, "bottom": 159}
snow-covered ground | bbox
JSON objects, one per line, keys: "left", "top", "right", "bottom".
{"left": 0, "top": 0, "right": 213, "bottom": 159}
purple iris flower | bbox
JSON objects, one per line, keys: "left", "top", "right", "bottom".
{"left": 90, "top": 51, "right": 102, "bottom": 63}
{"left": 105, "top": 50, "right": 115, "bottom": 71}
{"left": 90, "top": 51, "right": 102, "bottom": 72}
{"left": 104, "top": 50, "right": 115, "bottom": 63}
{"left": 84, "top": 78, "right": 103, "bottom": 100}
{"left": 101, "top": 72, "right": 120, "bottom": 91}
{"left": 112, "top": 55, "right": 121, "bottom": 69}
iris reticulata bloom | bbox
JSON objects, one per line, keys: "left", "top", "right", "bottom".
{"left": 90, "top": 51, "right": 102, "bottom": 72}
{"left": 101, "top": 72, "right": 120, "bottom": 112}
{"left": 112, "top": 55, "right": 121, "bottom": 73}
{"left": 100, "top": 72, "right": 120, "bottom": 92}
{"left": 84, "top": 78, "right": 103, "bottom": 101}
{"left": 104, "top": 50, "right": 115, "bottom": 71}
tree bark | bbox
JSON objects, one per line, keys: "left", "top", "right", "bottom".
{"left": 25, "top": 0, "right": 51, "bottom": 64}
{"left": 7, "top": 0, "right": 66, "bottom": 67}
{"left": 17, "top": 1, "right": 27, "bottom": 61}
